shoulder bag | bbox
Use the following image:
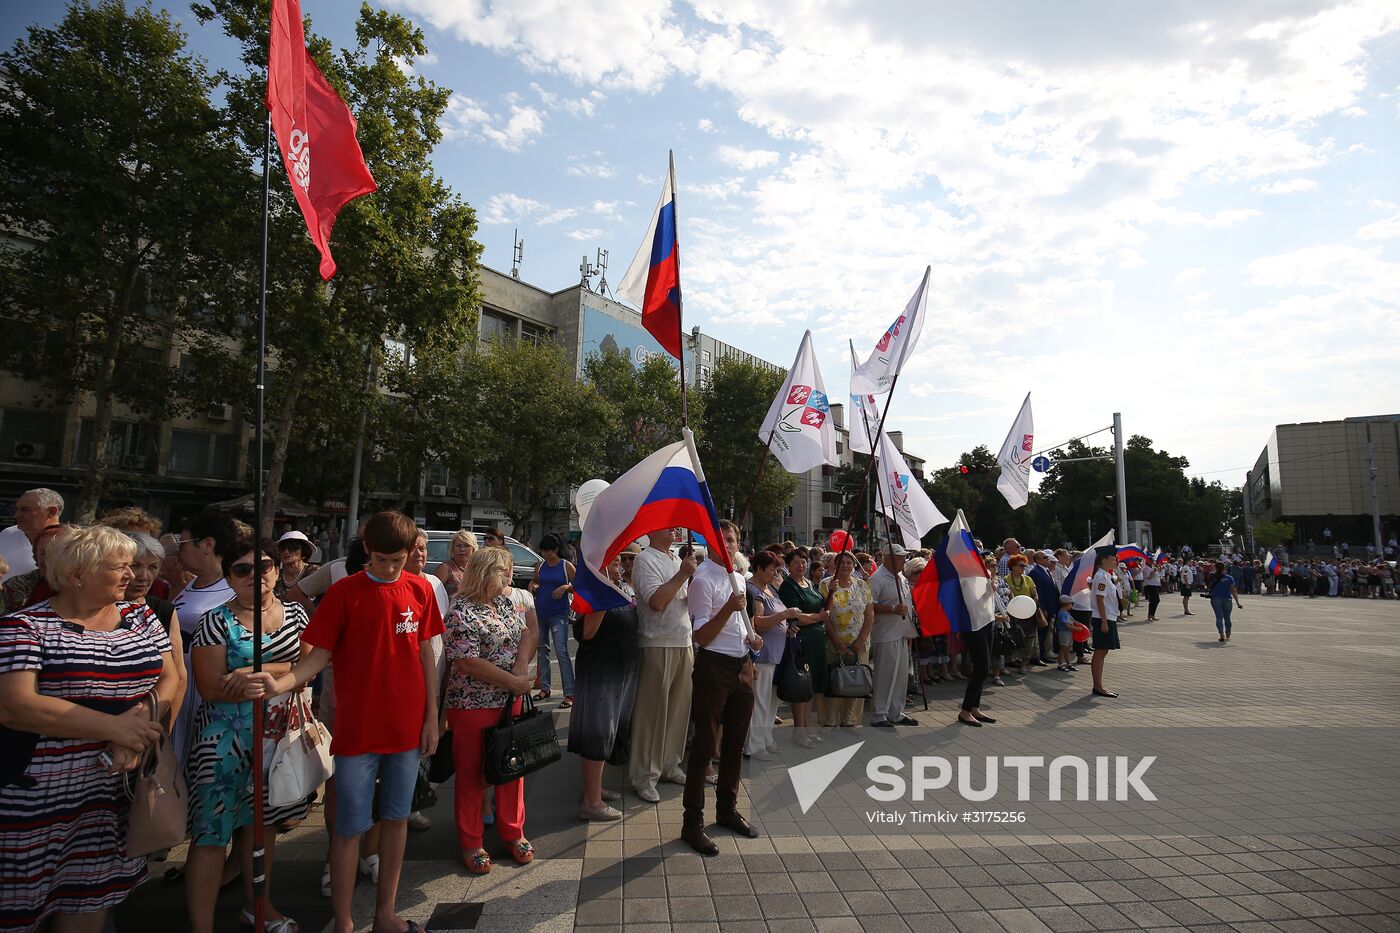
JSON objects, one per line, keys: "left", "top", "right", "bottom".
{"left": 774, "top": 633, "right": 814, "bottom": 703}
{"left": 483, "top": 693, "right": 560, "bottom": 785}
{"left": 123, "top": 690, "right": 188, "bottom": 857}
{"left": 267, "top": 694, "right": 335, "bottom": 807}
{"left": 825, "top": 651, "right": 873, "bottom": 698}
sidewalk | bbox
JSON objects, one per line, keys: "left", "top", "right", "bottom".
{"left": 117, "top": 593, "right": 1400, "bottom": 931}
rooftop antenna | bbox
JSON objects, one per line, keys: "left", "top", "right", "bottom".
{"left": 511, "top": 228, "right": 524, "bottom": 280}
{"left": 579, "top": 253, "right": 595, "bottom": 290}
{"left": 595, "top": 247, "right": 611, "bottom": 299}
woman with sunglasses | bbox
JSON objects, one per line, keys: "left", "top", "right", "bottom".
{"left": 185, "top": 540, "right": 311, "bottom": 933}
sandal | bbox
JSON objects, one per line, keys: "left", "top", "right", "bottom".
{"left": 533, "top": 689, "right": 551, "bottom": 701}
{"left": 463, "top": 849, "right": 491, "bottom": 875}
{"left": 240, "top": 908, "right": 299, "bottom": 932}
{"left": 509, "top": 839, "right": 535, "bottom": 865}
{"left": 559, "top": 696, "right": 573, "bottom": 710}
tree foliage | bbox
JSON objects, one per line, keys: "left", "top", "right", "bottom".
{"left": 1252, "top": 520, "right": 1295, "bottom": 550}
{"left": 0, "top": 0, "right": 250, "bottom": 520}
{"left": 695, "top": 357, "right": 796, "bottom": 543}
{"left": 584, "top": 351, "right": 686, "bottom": 481}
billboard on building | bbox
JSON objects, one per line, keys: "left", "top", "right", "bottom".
{"left": 581, "top": 303, "right": 678, "bottom": 370}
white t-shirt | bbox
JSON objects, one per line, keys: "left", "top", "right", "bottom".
{"left": 172, "top": 577, "right": 234, "bottom": 639}
{"left": 633, "top": 547, "right": 691, "bottom": 648}
{"left": 1144, "top": 566, "right": 1162, "bottom": 586}
{"left": 1180, "top": 565, "right": 1196, "bottom": 585}
{"left": 868, "top": 566, "right": 915, "bottom": 642}
{"left": 418, "top": 572, "right": 450, "bottom": 685}
{"left": 1092, "top": 568, "right": 1120, "bottom": 621}
{"left": 689, "top": 558, "right": 749, "bottom": 658}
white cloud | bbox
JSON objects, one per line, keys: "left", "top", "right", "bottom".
{"left": 697, "top": 118, "right": 717, "bottom": 132}
{"left": 1253, "top": 177, "right": 1319, "bottom": 195}
{"left": 480, "top": 193, "right": 549, "bottom": 225}
{"left": 1357, "top": 214, "right": 1400, "bottom": 239}
{"left": 565, "top": 227, "right": 603, "bottom": 241}
{"left": 531, "top": 83, "right": 604, "bottom": 118}
{"left": 565, "top": 153, "right": 616, "bottom": 178}
{"left": 1175, "top": 267, "right": 1206, "bottom": 287}
{"left": 715, "top": 145, "right": 780, "bottom": 171}
{"left": 442, "top": 95, "right": 546, "bottom": 151}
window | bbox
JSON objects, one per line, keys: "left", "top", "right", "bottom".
{"left": 76, "top": 419, "right": 156, "bottom": 471}
{"left": 702, "top": 349, "right": 712, "bottom": 362}
{"left": 168, "top": 430, "right": 236, "bottom": 479}
{"left": 0, "top": 407, "right": 60, "bottom": 465}
{"left": 479, "top": 310, "right": 514, "bottom": 343}
{"left": 471, "top": 475, "right": 499, "bottom": 501}
{"left": 519, "top": 321, "right": 551, "bottom": 346}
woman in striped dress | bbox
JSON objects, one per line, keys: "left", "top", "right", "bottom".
{"left": 185, "top": 540, "right": 310, "bottom": 933}
{"left": 0, "top": 525, "right": 178, "bottom": 932}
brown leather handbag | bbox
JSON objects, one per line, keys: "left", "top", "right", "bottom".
{"left": 122, "top": 691, "right": 189, "bottom": 857}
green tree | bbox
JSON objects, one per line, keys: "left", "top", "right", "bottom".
{"left": 0, "top": 0, "right": 250, "bottom": 521}
{"left": 1252, "top": 519, "right": 1295, "bottom": 550}
{"left": 695, "top": 357, "right": 795, "bottom": 543}
{"left": 584, "top": 351, "right": 685, "bottom": 480}
{"left": 194, "top": 0, "right": 481, "bottom": 536}
{"left": 449, "top": 341, "right": 609, "bottom": 540}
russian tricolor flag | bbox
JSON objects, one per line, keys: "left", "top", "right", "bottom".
{"left": 1061, "top": 531, "right": 1116, "bottom": 598}
{"left": 618, "top": 154, "right": 683, "bottom": 360}
{"left": 1265, "top": 551, "right": 1280, "bottom": 576}
{"left": 1117, "top": 543, "right": 1147, "bottom": 566}
{"left": 570, "top": 429, "right": 732, "bottom": 615}
{"left": 911, "top": 510, "right": 994, "bottom": 635}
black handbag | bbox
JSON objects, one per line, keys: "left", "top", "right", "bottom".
{"left": 825, "top": 651, "right": 874, "bottom": 698}
{"left": 774, "top": 634, "right": 814, "bottom": 703}
{"left": 427, "top": 729, "right": 455, "bottom": 784}
{"left": 483, "top": 694, "right": 561, "bottom": 785}
{"left": 992, "top": 623, "right": 1020, "bottom": 657}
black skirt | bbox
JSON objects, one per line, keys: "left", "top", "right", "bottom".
{"left": 567, "top": 605, "right": 640, "bottom": 762}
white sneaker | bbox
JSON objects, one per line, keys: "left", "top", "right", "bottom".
{"left": 661, "top": 768, "right": 687, "bottom": 785}
{"left": 357, "top": 854, "right": 379, "bottom": 883}
{"left": 794, "top": 731, "right": 815, "bottom": 748}
{"left": 765, "top": 742, "right": 780, "bottom": 755}
{"left": 634, "top": 783, "right": 660, "bottom": 803}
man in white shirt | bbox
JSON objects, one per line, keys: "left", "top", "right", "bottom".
{"left": 629, "top": 528, "right": 696, "bottom": 803}
{"left": 682, "top": 520, "right": 758, "bottom": 857}
{"left": 1051, "top": 548, "right": 1072, "bottom": 588}
{"left": 868, "top": 545, "right": 918, "bottom": 728}
{"left": 1179, "top": 560, "right": 1196, "bottom": 615}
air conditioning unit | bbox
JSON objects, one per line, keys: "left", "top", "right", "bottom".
{"left": 430, "top": 484, "right": 447, "bottom": 497}
{"left": 207, "top": 403, "right": 233, "bottom": 421}
{"left": 12, "top": 441, "right": 46, "bottom": 461}
{"left": 122, "top": 454, "right": 147, "bottom": 470}
{"left": 446, "top": 486, "right": 462, "bottom": 497}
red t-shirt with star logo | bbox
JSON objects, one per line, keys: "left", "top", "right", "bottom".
{"left": 304, "top": 570, "right": 445, "bottom": 756}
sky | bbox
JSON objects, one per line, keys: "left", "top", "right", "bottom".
{"left": 7, "top": 0, "right": 1400, "bottom": 487}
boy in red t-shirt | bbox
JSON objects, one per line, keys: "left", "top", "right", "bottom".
{"left": 245, "top": 511, "right": 443, "bottom": 933}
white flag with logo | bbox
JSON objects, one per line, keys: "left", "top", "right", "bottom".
{"left": 847, "top": 341, "right": 880, "bottom": 455}
{"left": 850, "top": 265, "right": 930, "bottom": 396}
{"left": 995, "top": 391, "right": 1034, "bottom": 510}
{"left": 758, "top": 330, "right": 837, "bottom": 473}
{"left": 876, "top": 430, "right": 949, "bottom": 548}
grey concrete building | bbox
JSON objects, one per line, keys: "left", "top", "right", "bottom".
{"left": 1244, "top": 414, "right": 1400, "bottom": 552}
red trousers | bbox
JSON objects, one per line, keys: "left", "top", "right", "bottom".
{"left": 448, "top": 703, "right": 525, "bottom": 851}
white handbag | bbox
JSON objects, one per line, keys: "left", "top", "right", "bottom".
{"left": 267, "top": 696, "right": 334, "bottom": 807}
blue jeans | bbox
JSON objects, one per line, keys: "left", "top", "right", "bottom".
{"left": 1210, "top": 596, "right": 1233, "bottom": 636}
{"left": 333, "top": 747, "right": 420, "bottom": 836}
{"left": 537, "top": 613, "right": 575, "bottom": 695}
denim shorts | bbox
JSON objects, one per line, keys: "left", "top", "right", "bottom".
{"left": 333, "top": 748, "right": 420, "bottom": 836}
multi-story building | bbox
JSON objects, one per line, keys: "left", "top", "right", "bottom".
{"left": 0, "top": 260, "right": 929, "bottom": 549}
{"left": 1244, "top": 414, "right": 1400, "bottom": 551}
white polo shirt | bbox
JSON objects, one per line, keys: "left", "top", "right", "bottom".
{"left": 632, "top": 546, "right": 692, "bottom": 648}
{"left": 1092, "top": 568, "right": 1121, "bottom": 621}
{"left": 689, "top": 558, "right": 749, "bottom": 658}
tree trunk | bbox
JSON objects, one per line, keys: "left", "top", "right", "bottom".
{"left": 75, "top": 260, "right": 140, "bottom": 523}
{"left": 259, "top": 362, "right": 308, "bottom": 539}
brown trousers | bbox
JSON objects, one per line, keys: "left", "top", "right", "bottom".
{"left": 683, "top": 648, "right": 755, "bottom": 830}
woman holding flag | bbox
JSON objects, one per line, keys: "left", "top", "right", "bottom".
{"left": 1091, "top": 551, "right": 1122, "bottom": 698}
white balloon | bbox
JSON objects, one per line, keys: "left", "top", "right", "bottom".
{"left": 1007, "top": 594, "right": 1038, "bottom": 620}
{"left": 0, "top": 525, "right": 36, "bottom": 582}
{"left": 574, "top": 479, "right": 610, "bottom": 530}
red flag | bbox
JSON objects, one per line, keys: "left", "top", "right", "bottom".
{"left": 266, "top": 0, "right": 376, "bottom": 280}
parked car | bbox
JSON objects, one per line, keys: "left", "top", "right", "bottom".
{"left": 424, "top": 530, "right": 542, "bottom": 590}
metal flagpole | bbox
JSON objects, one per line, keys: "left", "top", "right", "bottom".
{"left": 736, "top": 427, "right": 778, "bottom": 533}
{"left": 250, "top": 109, "right": 272, "bottom": 930}
{"left": 670, "top": 150, "right": 689, "bottom": 430}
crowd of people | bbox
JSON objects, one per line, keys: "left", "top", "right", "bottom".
{"left": 0, "top": 485, "right": 1393, "bottom": 931}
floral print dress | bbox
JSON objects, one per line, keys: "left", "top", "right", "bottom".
{"left": 186, "top": 602, "right": 311, "bottom": 845}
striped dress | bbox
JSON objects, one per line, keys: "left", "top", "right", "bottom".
{"left": 186, "top": 602, "right": 311, "bottom": 846}
{"left": 0, "top": 600, "right": 170, "bottom": 931}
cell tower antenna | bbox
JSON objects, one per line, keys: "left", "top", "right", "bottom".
{"left": 511, "top": 228, "right": 524, "bottom": 280}
{"left": 579, "top": 253, "right": 595, "bottom": 290}
{"left": 595, "top": 247, "right": 611, "bottom": 299}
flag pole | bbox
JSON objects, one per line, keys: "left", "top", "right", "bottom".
{"left": 249, "top": 107, "right": 271, "bottom": 931}
{"left": 669, "top": 149, "right": 689, "bottom": 430}
{"left": 735, "top": 427, "right": 778, "bottom": 534}
{"left": 850, "top": 342, "right": 898, "bottom": 558}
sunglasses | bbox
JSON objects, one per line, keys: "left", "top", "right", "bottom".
{"left": 229, "top": 558, "right": 277, "bottom": 579}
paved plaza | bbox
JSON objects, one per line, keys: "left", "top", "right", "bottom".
{"left": 118, "top": 592, "right": 1400, "bottom": 932}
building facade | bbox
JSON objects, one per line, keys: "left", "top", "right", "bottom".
{"left": 1244, "top": 415, "right": 1400, "bottom": 551}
